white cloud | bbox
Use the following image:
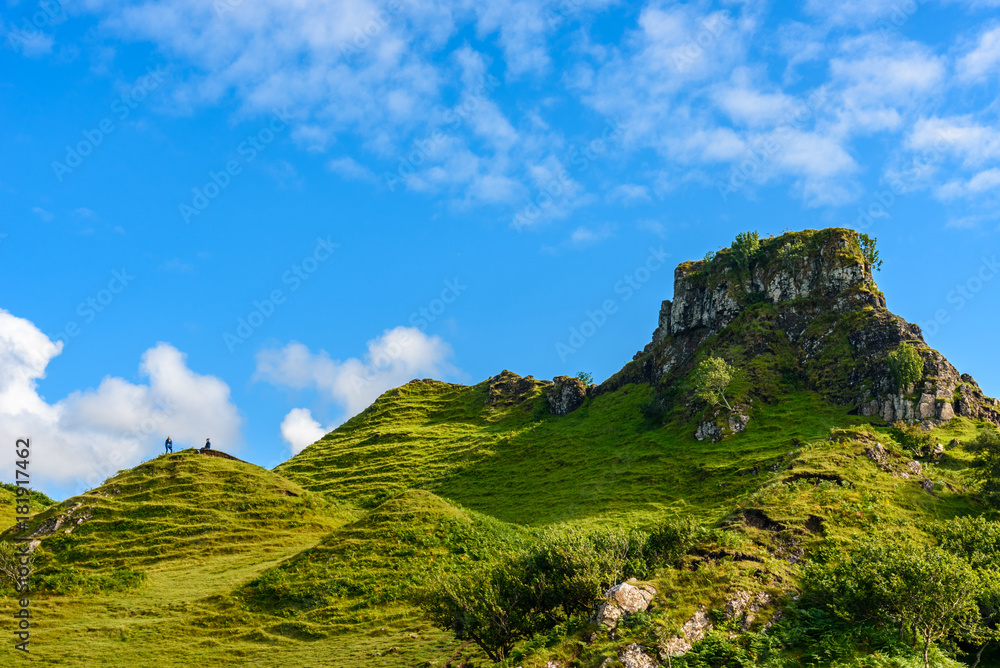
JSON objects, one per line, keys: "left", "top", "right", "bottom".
{"left": 957, "top": 25, "right": 1000, "bottom": 81}
{"left": 328, "top": 156, "right": 377, "bottom": 181}
{"left": 0, "top": 310, "right": 242, "bottom": 497}
{"left": 254, "top": 326, "right": 458, "bottom": 420}
{"left": 279, "top": 407, "right": 330, "bottom": 454}
{"left": 31, "top": 207, "right": 54, "bottom": 222}
{"left": 907, "top": 116, "right": 1000, "bottom": 167}
{"left": 607, "top": 183, "right": 651, "bottom": 205}
{"left": 936, "top": 168, "right": 1000, "bottom": 199}
{"left": 827, "top": 36, "right": 946, "bottom": 136}
{"left": 804, "top": 0, "right": 906, "bottom": 26}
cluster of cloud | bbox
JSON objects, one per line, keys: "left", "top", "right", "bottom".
{"left": 254, "top": 326, "right": 458, "bottom": 453}
{"left": 11, "top": 1, "right": 1000, "bottom": 222}
{"left": 0, "top": 309, "right": 241, "bottom": 498}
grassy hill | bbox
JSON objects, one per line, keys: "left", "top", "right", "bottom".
{"left": 2, "top": 227, "right": 999, "bottom": 667}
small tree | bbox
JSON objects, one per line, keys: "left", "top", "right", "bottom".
{"left": 691, "top": 356, "right": 735, "bottom": 411}
{"left": 967, "top": 428, "right": 1000, "bottom": 507}
{"left": 887, "top": 342, "right": 923, "bottom": 391}
{"left": 419, "top": 558, "right": 545, "bottom": 662}
{"left": 575, "top": 371, "right": 594, "bottom": 385}
{"left": 936, "top": 516, "right": 1000, "bottom": 667}
{"left": 731, "top": 231, "right": 761, "bottom": 272}
{"left": 859, "top": 233, "right": 883, "bottom": 271}
{"left": 804, "top": 538, "right": 981, "bottom": 668}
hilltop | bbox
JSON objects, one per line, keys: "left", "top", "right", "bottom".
{"left": 3, "top": 227, "right": 999, "bottom": 667}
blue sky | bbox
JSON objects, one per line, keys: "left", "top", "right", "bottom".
{"left": 2, "top": 0, "right": 999, "bottom": 501}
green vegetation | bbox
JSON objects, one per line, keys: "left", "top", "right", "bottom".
{"left": 576, "top": 371, "right": 594, "bottom": 385}
{"left": 420, "top": 520, "right": 696, "bottom": 660}
{"left": 731, "top": 231, "right": 762, "bottom": 272}
{"left": 860, "top": 232, "right": 883, "bottom": 271}
{"left": 968, "top": 427, "right": 1000, "bottom": 507}
{"left": 691, "top": 356, "right": 736, "bottom": 411}
{"left": 888, "top": 342, "right": 924, "bottom": 391}
{"left": 1, "top": 227, "right": 997, "bottom": 667}
{"left": 803, "top": 537, "right": 981, "bottom": 668}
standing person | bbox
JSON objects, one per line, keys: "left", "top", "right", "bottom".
{"left": 164, "top": 436, "right": 173, "bottom": 454}
{"left": 203, "top": 437, "right": 211, "bottom": 451}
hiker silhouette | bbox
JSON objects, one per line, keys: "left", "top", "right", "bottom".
{"left": 164, "top": 436, "right": 173, "bottom": 453}
{"left": 203, "top": 438, "right": 211, "bottom": 451}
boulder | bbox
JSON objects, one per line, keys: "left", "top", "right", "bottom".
{"left": 594, "top": 582, "right": 655, "bottom": 629}
{"left": 547, "top": 376, "right": 588, "bottom": 415}
{"left": 619, "top": 643, "right": 658, "bottom": 668}
{"left": 660, "top": 608, "right": 713, "bottom": 658}
{"left": 728, "top": 412, "right": 750, "bottom": 434}
{"left": 694, "top": 420, "right": 722, "bottom": 442}
{"left": 907, "top": 460, "right": 922, "bottom": 477}
{"left": 724, "top": 590, "right": 771, "bottom": 630}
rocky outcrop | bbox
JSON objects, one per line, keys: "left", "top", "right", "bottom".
{"left": 593, "top": 581, "right": 656, "bottom": 629}
{"left": 660, "top": 607, "right": 713, "bottom": 657}
{"left": 695, "top": 407, "right": 750, "bottom": 442}
{"left": 618, "top": 643, "right": 658, "bottom": 668}
{"left": 652, "top": 230, "right": 880, "bottom": 344}
{"left": 598, "top": 228, "right": 1000, "bottom": 428}
{"left": 724, "top": 590, "right": 771, "bottom": 630}
{"left": 485, "top": 370, "right": 547, "bottom": 407}
{"left": 547, "top": 376, "right": 588, "bottom": 415}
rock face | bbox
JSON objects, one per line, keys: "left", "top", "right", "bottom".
{"left": 547, "top": 375, "right": 588, "bottom": 415}
{"left": 593, "top": 581, "right": 656, "bottom": 629}
{"left": 660, "top": 607, "right": 713, "bottom": 657}
{"left": 485, "top": 370, "right": 547, "bottom": 406}
{"left": 599, "top": 228, "right": 1000, "bottom": 428}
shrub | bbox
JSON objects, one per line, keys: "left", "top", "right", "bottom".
{"left": 966, "top": 428, "right": 1000, "bottom": 507}
{"left": 776, "top": 238, "right": 806, "bottom": 273}
{"left": 419, "top": 558, "right": 547, "bottom": 662}
{"left": 639, "top": 396, "right": 667, "bottom": 426}
{"left": 645, "top": 517, "right": 698, "bottom": 566}
{"left": 890, "top": 421, "right": 933, "bottom": 458}
{"left": 731, "top": 231, "right": 761, "bottom": 272}
{"left": 886, "top": 342, "right": 923, "bottom": 391}
{"left": 421, "top": 523, "right": 699, "bottom": 660}
{"left": 575, "top": 371, "right": 594, "bottom": 385}
{"left": 802, "top": 537, "right": 981, "bottom": 668}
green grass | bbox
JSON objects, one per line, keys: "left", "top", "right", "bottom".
{"left": 1, "top": 227, "right": 996, "bottom": 666}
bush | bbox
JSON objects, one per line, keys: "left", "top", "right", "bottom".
{"left": 802, "top": 537, "right": 981, "bottom": 668}
{"left": 575, "top": 371, "right": 594, "bottom": 385}
{"left": 639, "top": 396, "right": 667, "bottom": 426}
{"left": 419, "top": 558, "right": 547, "bottom": 662}
{"left": 887, "top": 342, "right": 923, "bottom": 391}
{"left": 890, "top": 421, "right": 933, "bottom": 458}
{"left": 731, "top": 231, "right": 761, "bottom": 272}
{"left": 966, "top": 428, "right": 1000, "bottom": 507}
{"left": 421, "top": 522, "right": 699, "bottom": 660}
{"left": 645, "top": 517, "right": 698, "bottom": 566}
{"left": 776, "top": 238, "right": 806, "bottom": 273}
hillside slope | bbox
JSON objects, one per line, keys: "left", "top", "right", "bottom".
{"left": 3, "top": 227, "right": 998, "bottom": 667}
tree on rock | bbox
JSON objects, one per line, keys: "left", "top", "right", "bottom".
{"left": 691, "top": 356, "right": 735, "bottom": 411}
{"left": 730, "top": 231, "right": 761, "bottom": 272}
{"left": 887, "top": 342, "right": 923, "bottom": 391}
